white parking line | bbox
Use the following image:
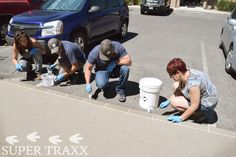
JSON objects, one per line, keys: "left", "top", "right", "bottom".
{"left": 201, "top": 42, "right": 217, "bottom": 128}
{"left": 201, "top": 42, "right": 209, "bottom": 78}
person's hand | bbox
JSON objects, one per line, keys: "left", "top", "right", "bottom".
{"left": 55, "top": 74, "right": 65, "bottom": 82}
{"left": 107, "top": 61, "right": 116, "bottom": 73}
{"left": 167, "top": 115, "right": 182, "bottom": 123}
{"left": 30, "top": 48, "right": 38, "bottom": 55}
{"left": 159, "top": 99, "right": 170, "bottom": 109}
{"left": 86, "top": 84, "right": 92, "bottom": 93}
{"left": 15, "top": 63, "right": 23, "bottom": 72}
{"left": 48, "top": 63, "right": 57, "bottom": 70}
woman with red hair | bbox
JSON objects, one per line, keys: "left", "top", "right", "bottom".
{"left": 160, "top": 58, "right": 218, "bottom": 123}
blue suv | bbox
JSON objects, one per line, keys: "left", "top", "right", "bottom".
{"left": 7, "top": 0, "right": 129, "bottom": 52}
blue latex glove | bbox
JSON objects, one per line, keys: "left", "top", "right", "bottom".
{"left": 86, "top": 84, "right": 92, "bottom": 93}
{"left": 107, "top": 61, "right": 116, "bottom": 73}
{"left": 55, "top": 74, "right": 65, "bottom": 82}
{"left": 159, "top": 99, "right": 171, "bottom": 109}
{"left": 167, "top": 115, "right": 182, "bottom": 123}
{"left": 15, "top": 63, "right": 23, "bottom": 72}
{"left": 48, "top": 63, "right": 57, "bottom": 70}
{"left": 30, "top": 48, "right": 39, "bottom": 55}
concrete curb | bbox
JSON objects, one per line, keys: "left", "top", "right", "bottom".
{"left": 128, "top": 5, "right": 230, "bottom": 15}
{"left": 2, "top": 79, "right": 236, "bottom": 139}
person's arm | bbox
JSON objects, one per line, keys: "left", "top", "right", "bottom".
{"left": 85, "top": 63, "right": 94, "bottom": 84}
{"left": 116, "top": 54, "right": 132, "bottom": 66}
{"left": 12, "top": 44, "right": 19, "bottom": 65}
{"left": 63, "top": 63, "right": 79, "bottom": 78}
{"left": 31, "top": 38, "right": 45, "bottom": 54}
{"left": 180, "top": 86, "right": 201, "bottom": 120}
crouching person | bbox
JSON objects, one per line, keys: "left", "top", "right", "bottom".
{"left": 47, "top": 38, "right": 86, "bottom": 84}
{"left": 159, "top": 58, "right": 218, "bottom": 123}
{"left": 85, "top": 39, "right": 132, "bottom": 102}
{"left": 12, "top": 30, "right": 44, "bottom": 80}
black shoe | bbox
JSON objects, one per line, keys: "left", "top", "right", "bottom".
{"left": 118, "top": 93, "right": 126, "bottom": 102}
{"left": 92, "top": 88, "right": 102, "bottom": 100}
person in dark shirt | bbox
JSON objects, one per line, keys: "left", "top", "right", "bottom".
{"left": 85, "top": 39, "right": 132, "bottom": 102}
{"left": 48, "top": 38, "right": 86, "bottom": 84}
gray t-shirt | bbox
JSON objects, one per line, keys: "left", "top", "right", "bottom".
{"left": 181, "top": 68, "right": 218, "bottom": 108}
{"left": 59, "top": 41, "right": 85, "bottom": 69}
{"left": 87, "top": 41, "right": 128, "bottom": 71}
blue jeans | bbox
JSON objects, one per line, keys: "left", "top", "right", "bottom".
{"left": 95, "top": 65, "right": 130, "bottom": 94}
{"left": 18, "top": 48, "right": 42, "bottom": 74}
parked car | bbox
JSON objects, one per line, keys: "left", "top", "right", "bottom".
{"left": 7, "top": 0, "right": 129, "bottom": 52}
{"left": 219, "top": 8, "right": 236, "bottom": 74}
{"left": 0, "top": 0, "right": 47, "bottom": 43}
{"left": 140, "top": 0, "right": 170, "bottom": 15}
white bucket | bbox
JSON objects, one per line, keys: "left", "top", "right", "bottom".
{"left": 41, "top": 73, "right": 54, "bottom": 87}
{"left": 139, "top": 77, "right": 163, "bottom": 111}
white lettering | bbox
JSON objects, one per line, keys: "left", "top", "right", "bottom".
{"left": 80, "top": 146, "right": 88, "bottom": 156}
{"left": 53, "top": 146, "right": 61, "bottom": 155}
{"left": 1, "top": 146, "right": 9, "bottom": 155}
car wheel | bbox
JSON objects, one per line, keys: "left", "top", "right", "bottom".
{"left": 117, "top": 20, "right": 128, "bottom": 39}
{"left": 219, "top": 41, "right": 223, "bottom": 49}
{"left": 70, "top": 31, "right": 87, "bottom": 52}
{"left": 0, "top": 21, "right": 8, "bottom": 43}
{"left": 225, "top": 49, "right": 233, "bottom": 74}
{"left": 141, "top": 9, "right": 145, "bottom": 14}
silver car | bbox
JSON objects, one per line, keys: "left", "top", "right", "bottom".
{"left": 220, "top": 8, "right": 236, "bottom": 74}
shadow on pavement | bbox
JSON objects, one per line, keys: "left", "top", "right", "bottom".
{"left": 158, "top": 96, "right": 168, "bottom": 107}
{"left": 92, "top": 80, "right": 139, "bottom": 100}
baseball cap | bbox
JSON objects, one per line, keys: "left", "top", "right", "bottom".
{"left": 47, "top": 38, "right": 61, "bottom": 54}
{"left": 99, "top": 39, "right": 116, "bottom": 61}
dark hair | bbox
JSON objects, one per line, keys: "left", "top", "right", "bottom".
{"left": 14, "top": 30, "right": 32, "bottom": 53}
{"left": 166, "top": 58, "right": 187, "bottom": 75}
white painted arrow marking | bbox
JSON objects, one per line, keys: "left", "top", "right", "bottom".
{"left": 5, "top": 136, "right": 19, "bottom": 145}
{"left": 27, "top": 132, "right": 40, "bottom": 142}
{"left": 69, "top": 134, "right": 83, "bottom": 144}
{"left": 48, "top": 135, "right": 62, "bottom": 145}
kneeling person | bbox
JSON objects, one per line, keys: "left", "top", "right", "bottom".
{"left": 48, "top": 38, "right": 86, "bottom": 84}
{"left": 85, "top": 39, "right": 132, "bottom": 102}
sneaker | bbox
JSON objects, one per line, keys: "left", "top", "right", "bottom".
{"left": 118, "top": 93, "right": 126, "bottom": 102}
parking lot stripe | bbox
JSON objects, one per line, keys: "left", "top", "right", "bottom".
{"left": 201, "top": 42, "right": 217, "bottom": 128}
{"left": 201, "top": 42, "right": 209, "bottom": 78}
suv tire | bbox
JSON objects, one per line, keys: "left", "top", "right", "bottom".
{"left": 70, "top": 31, "right": 87, "bottom": 52}
{"left": 117, "top": 20, "right": 128, "bottom": 39}
{"left": 141, "top": 9, "right": 145, "bottom": 14}
{"left": 0, "top": 18, "right": 9, "bottom": 43}
{"left": 225, "top": 49, "right": 233, "bottom": 74}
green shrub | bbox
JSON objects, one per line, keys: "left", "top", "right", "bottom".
{"left": 217, "top": 1, "right": 236, "bottom": 11}
{"left": 133, "top": 0, "right": 141, "bottom": 5}
{"left": 125, "top": 0, "right": 141, "bottom": 5}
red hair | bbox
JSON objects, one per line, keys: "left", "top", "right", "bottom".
{"left": 166, "top": 58, "right": 187, "bottom": 75}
